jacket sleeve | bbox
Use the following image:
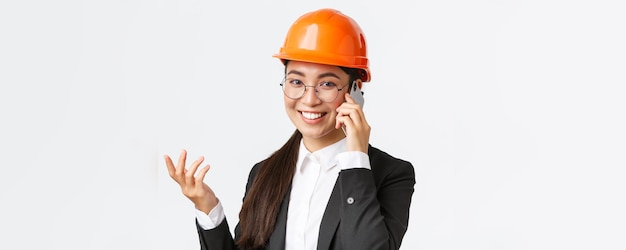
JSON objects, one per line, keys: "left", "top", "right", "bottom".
{"left": 196, "top": 217, "right": 236, "bottom": 250}
{"left": 337, "top": 147, "right": 416, "bottom": 250}
{"left": 195, "top": 163, "right": 263, "bottom": 250}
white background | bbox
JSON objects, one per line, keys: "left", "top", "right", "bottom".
{"left": 1, "top": 0, "right": 625, "bottom": 249}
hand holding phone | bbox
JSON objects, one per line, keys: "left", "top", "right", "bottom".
{"left": 337, "top": 81, "right": 370, "bottom": 152}
{"left": 340, "top": 81, "right": 365, "bottom": 136}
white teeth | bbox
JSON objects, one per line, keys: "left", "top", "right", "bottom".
{"left": 302, "top": 112, "right": 323, "bottom": 120}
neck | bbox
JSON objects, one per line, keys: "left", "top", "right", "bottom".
{"left": 301, "top": 129, "right": 346, "bottom": 152}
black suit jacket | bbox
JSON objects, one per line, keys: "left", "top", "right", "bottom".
{"left": 196, "top": 145, "right": 415, "bottom": 250}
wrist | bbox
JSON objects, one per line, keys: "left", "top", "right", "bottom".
{"left": 194, "top": 197, "right": 218, "bottom": 214}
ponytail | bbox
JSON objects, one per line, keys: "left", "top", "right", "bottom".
{"left": 236, "top": 130, "right": 301, "bottom": 249}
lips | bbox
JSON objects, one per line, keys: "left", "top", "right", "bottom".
{"left": 301, "top": 111, "right": 326, "bottom": 120}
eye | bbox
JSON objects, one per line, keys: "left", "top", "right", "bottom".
{"left": 287, "top": 78, "right": 304, "bottom": 87}
{"left": 318, "top": 81, "right": 337, "bottom": 89}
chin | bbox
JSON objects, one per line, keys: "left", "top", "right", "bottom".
{"left": 298, "top": 125, "right": 343, "bottom": 140}
{"left": 299, "top": 128, "right": 329, "bottom": 139}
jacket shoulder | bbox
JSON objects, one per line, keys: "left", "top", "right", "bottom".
{"left": 367, "top": 145, "right": 415, "bottom": 176}
{"left": 368, "top": 145, "right": 412, "bottom": 166}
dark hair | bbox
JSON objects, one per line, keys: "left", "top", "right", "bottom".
{"left": 236, "top": 61, "right": 362, "bottom": 249}
{"left": 339, "top": 66, "right": 363, "bottom": 90}
{"left": 237, "top": 130, "right": 301, "bottom": 249}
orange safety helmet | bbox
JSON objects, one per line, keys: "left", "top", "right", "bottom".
{"left": 273, "top": 8, "right": 371, "bottom": 82}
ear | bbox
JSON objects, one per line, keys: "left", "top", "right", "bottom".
{"left": 355, "top": 79, "right": 363, "bottom": 90}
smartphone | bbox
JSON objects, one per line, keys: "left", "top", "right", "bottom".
{"left": 349, "top": 81, "right": 365, "bottom": 108}
{"left": 341, "top": 81, "right": 365, "bottom": 136}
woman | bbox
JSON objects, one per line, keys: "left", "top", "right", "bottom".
{"left": 164, "top": 8, "right": 415, "bottom": 250}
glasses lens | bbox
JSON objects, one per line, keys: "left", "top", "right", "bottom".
{"left": 281, "top": 79, "right": 341, "bottom": 102}
{"left": 316, "top": 86, "right": 337, "bottom": 102}
{"left": 282, "top": 79, "right": 304, "bottom": 99}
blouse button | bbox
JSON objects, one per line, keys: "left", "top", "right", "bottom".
{"left": 347, "top": 197, "right": 355, "bottom": 204}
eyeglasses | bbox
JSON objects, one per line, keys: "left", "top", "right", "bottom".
{"left": 280, "top": 78, "right": 350, "bottom": 102}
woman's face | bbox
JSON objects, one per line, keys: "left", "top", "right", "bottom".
{"left": 283, "top": 61, "right": 350, "bottom": 145}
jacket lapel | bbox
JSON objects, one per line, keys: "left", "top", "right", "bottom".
{"left": 317, "top": 181, "right": 341, "bottom": 250}
{"left": 268, "top": 171, "right": 344, "bottom": 249}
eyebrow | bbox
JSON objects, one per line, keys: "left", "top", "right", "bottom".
{"left": 286, "top": 70, "right": 341, "bottom": 80}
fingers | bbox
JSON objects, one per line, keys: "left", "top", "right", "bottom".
{"left": 164, "top": 149, "right": 209, "bottom": 186}
{"left": 196, "top": 164, "right": 211, "bottom": 183}
{"left": 186, "top": 156, "right": 205, "bottom": 184}
{"left": 336, "top": 93, "right": 370, "bottom": 152}
{"left": 164, "top": 154, "right": 176, "bottom": 177}
{"left": 344, "top": 92, "right": 355, "bottom": 104}
{"left": 175, "top": 149, "right": 187, "bottom": 176}
{"left": 336, "top": 93, "right": 366, "bottom": 129}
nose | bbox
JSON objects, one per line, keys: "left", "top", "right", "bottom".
{"left": 300, "top": 85, "right": 322, "bottom": 105}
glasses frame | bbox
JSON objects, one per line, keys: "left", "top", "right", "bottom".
{"left": 280, "top": 77, "right": 351, "bottom": 103}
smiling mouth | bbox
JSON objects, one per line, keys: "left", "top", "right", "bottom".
{"left": 301, "top": 111, "right": 326, "bottom": 120}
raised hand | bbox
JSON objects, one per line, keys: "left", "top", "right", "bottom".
{"left": 164, "top": 149, "right": 218, "bottom": 214}
{"left": 335, "top": 93, "right": 371, "bottom": 153}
